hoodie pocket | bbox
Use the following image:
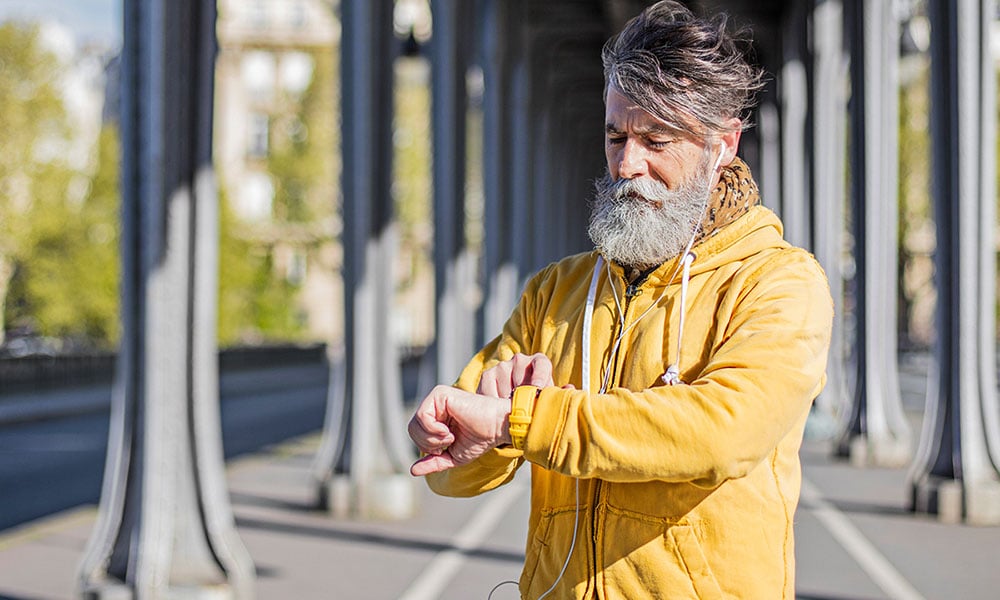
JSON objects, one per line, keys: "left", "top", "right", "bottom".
{"left": 601, "top": 510, "right": 724, "bottom": 600}
{"left": 669, "top": 525, "right": 724, "bottom": 600}
{"left": 520, "top": 508, "right": 587, "bottom": 599}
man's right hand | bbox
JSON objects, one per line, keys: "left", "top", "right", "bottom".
{"left": 408, "top": 385, "right": 511, "bottom": 476}
{"left": 477, "top": 352, "right": 554, "bottom": 398}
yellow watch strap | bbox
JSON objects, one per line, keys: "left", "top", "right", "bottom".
{"left": 509, "top": 385, "right": 540, "bottom": 449}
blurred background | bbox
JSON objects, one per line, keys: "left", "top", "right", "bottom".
{"left": 0, "top": 0, "right": 998, "bottom": 598}
{"left": 0, "top": 0, "right": 962, "bottom": 370}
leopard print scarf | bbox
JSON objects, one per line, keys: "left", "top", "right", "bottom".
{"left": 693, "top": 157, "right": 760, "bottom": 246}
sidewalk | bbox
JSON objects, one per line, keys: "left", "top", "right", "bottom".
{"left": 1, "top": 430, "right": 998, "bottom": 600}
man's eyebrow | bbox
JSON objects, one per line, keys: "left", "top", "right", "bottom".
{"left": 604, "top": 122, "right": 679, "bottom": 136}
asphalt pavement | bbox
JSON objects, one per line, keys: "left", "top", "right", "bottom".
{"left": 1, "top": 356, "right": 999, "bottom": 599}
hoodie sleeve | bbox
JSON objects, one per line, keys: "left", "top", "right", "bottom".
{"left": 422, "top": 265, "right": 554, "bottom": 497}
{"left": 517, "top": 250, "right": 833, "bottom": 488}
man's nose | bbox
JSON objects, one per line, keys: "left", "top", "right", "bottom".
{"left": 617, "top": 139, "right": 647, "bottom": 179}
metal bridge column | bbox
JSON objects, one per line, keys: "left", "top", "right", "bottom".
{"left": 77, "top": 0, "right": 255, "bottom": 596}
{"left": 909, "top": 0, "right": 1000, "bottom": 525}
{"left": 809, "top": 0, "right": 850, "bottom": 438}
{"left": 780, "top": 1, "right": 811, "bottom": 250}
{"left": 431, "top": 0, "right": 478, "bottom": 383}
{"left": 313, "top": 0, "right": 416, "bottom": 520}
{"left": 836, "top": 0, "right": 912, "bottom": 467}
{"left": 479, "top": 0, "right": 519, "bottom": 342}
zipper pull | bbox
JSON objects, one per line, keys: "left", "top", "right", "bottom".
{"left": 625, "top": 283, "right": 642, "bottom": 298}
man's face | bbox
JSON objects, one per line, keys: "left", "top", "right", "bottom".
{"left": 589, "top": 87, "right": 718, "bottom": 269}
{"left": 604, "top": 87, "right": 713, "bottom": 191}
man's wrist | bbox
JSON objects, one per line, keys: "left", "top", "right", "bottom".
{"left": 498, "top": 397, "right": 513, "bottom": 446}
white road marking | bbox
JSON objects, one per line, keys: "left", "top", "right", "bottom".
{"left": 399, "top": 479, "right": 526, "bottom": 600}
{"left": 800, "top": 478, "right": 926, "bottom": 600}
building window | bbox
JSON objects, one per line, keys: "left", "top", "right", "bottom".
{"left": 248, "top": 0, "right": 268, "bottom": 29}
{"left": 279, "top": 51, "right": 314, "bottom": 96}
{"left": 247, "top": 113, "right": 269, "bottom": 159}
{"left": 239, "top": 172, "right": 274, "bottom": 221}
{"left": 290, "top": 0, "right": 307, "bottom": 29}
{"left": 288, "top": 250, "right": 307, "bottom": 285}
{"left": 241, "top": 50, "right": 276, "bottom": 102}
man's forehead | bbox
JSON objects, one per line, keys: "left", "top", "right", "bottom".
{"left": 604, "top": 89, "right": 686, "bottom": 135}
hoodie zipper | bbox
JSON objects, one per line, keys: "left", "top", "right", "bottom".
{"left": 592, "top": 270, "right": 645, "bottom": 597}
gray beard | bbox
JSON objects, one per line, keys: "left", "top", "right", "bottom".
{"left": 587, "top": 164, "right": 714, "bottom": 270}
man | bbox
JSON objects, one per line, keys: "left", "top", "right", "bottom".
{"left": 407, "top": 2, "right": 832, "bottom": 598}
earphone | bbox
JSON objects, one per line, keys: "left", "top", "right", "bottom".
{"left": 489, "top": 140, "right": 727, "bottom": 600}
{"left": 713, "top": 140, "right": 727, "bottom": 172}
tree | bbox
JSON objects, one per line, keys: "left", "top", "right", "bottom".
{"left": 0, "top": 22, "right": 76, "bottom": 345}
{"left": 215, "top": 47, "right": 339, "bottom": 346}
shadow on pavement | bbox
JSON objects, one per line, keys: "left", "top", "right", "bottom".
{"left": 235, "top": 516, "right": 525, "bottom": 564}
{"left": 229, "top": 491, "right": 317, "bottom": 512}
{"left": 824, "top": 498, "right": 912, "bottom": 518}
{"left": 799, "top": 495, "right": 912, "bottom": 519}
{"left": 796, "top": 595, "right": 882, "bottom": 600}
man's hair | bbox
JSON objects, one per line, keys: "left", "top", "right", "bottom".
{"left": 602, "top": 0, "right": 765, "bottom": 136}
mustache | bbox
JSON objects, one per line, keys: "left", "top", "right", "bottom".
{"left": 594, "top": 175, "right": 671, "bottom": 205}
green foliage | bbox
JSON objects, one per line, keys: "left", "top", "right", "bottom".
{"left": 0, "top": 22, "right": 121, "bottom": 348}
{"left": 392, "top": 57, "right": 433, "bottom": 292}
{"left": 896, "top": 60, "right": 933, "bottom": 349}
{"left": 218, "top": 49, "right": 339, "bottom": 346}
{"left": 267, "top": 50, "right": 338, "bottom": 224}
{"left": 217, "top": 189, "right": 302, "bottom": 346}
{"left": 6, "top": 124, "right": 121, "bottom": 347}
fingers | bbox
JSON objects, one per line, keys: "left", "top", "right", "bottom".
{"left": 478, "top": 353, "right": 556, "bottom": 398}
{"left": 407, "top": 389, "right": 455, "bottom": 455}
{"left": 526, "top": 353, "right": 554, "bottom": 387}
{"left": 476, "top": 369, "right": 503, "bottom": 397}
{"left": 410, "top": 452, "right": 457, "bottom": 476}
{"left": 478, "top": 361, "right": 515, "bottom": 399}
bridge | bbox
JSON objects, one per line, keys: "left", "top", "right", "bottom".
{"left": 1, "top": 0, "right": 999, "bottom": 598}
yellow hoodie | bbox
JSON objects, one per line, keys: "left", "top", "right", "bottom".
{"left": 427, "top": 206, "right": 833, "bottom": 599}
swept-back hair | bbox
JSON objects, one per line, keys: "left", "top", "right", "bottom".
{"left": 602, "top": 0, "right": 765, "bottom": 136}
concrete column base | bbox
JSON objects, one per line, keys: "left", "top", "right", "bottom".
{"left": 966, "top": 480, "right": 1000, "bottom": 526}
{"left": 83, "top": 583, "right": 134, "bottom": 600}
{"left": 845, "top": 434, "right": 911, "bottom": 468}
{"left": 371, "top": 473, "right": 419, "bottom": 520}
{"left": 320, "top": 474, "right": 418, "bottom": 520}
{"left": 913, "top": 477, "right": 1000, "bottom": 525}
{"left": 84, "top": 582, "right": 235, "bottom": 600}
{"left": 319, "top": 475, "right": 353, "bottom": 519}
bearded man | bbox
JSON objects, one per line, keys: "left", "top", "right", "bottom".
{"left": 407, "top": 2, "right": 833, "bottom": 598}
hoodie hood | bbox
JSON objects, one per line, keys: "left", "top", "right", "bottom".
{"left": 605, "top": 204, "right": 789, "bottom": 286}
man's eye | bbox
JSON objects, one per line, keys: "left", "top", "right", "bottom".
{"left": 607, "top": 136, "right": 625, "bottom": 145}
{"left": 648, "top": 139, "right": 673, "bottom": 149}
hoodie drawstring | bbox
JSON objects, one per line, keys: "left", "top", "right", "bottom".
{"left": 662, "top": 250, "right": 695, "bottom": 386}
{"left": 583, "top": 250, "right": 697, "bottom": 393}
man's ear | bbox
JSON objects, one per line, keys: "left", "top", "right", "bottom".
{"left": 718, "top": 118, "right": 743, "bottom": 166}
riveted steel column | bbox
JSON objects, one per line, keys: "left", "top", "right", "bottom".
{"left": 314, "top": 0, "right": 415, "bottom": 520}
{"left": 509, "top": 2, "right": 535, "bottom": 282}
{"left": 780, "top": 1, "right": 811, "bottom": 249}
{"left": 836, "top": 0, "right": 911, "bottom": 467}
{"left": 909, "top": 0, "right": 1000, "bottom": 525}
{"left": 77, "top": 0, "right": 254, "bottom": 596}
{"left": 479, "top": 0, "right": 518, "bottom": 342}
{"left": 809, "top": 0, "right": 850, "bottom": 438}
{"left": 757, "top": 94, "right": 782, "bottom": 214}
{"left": 431, "top": 0, "right": 477, "bottom": 382}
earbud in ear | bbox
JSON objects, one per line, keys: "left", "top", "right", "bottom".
{"left": 713, "top": 142, "right": 727, "bottom": 171}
